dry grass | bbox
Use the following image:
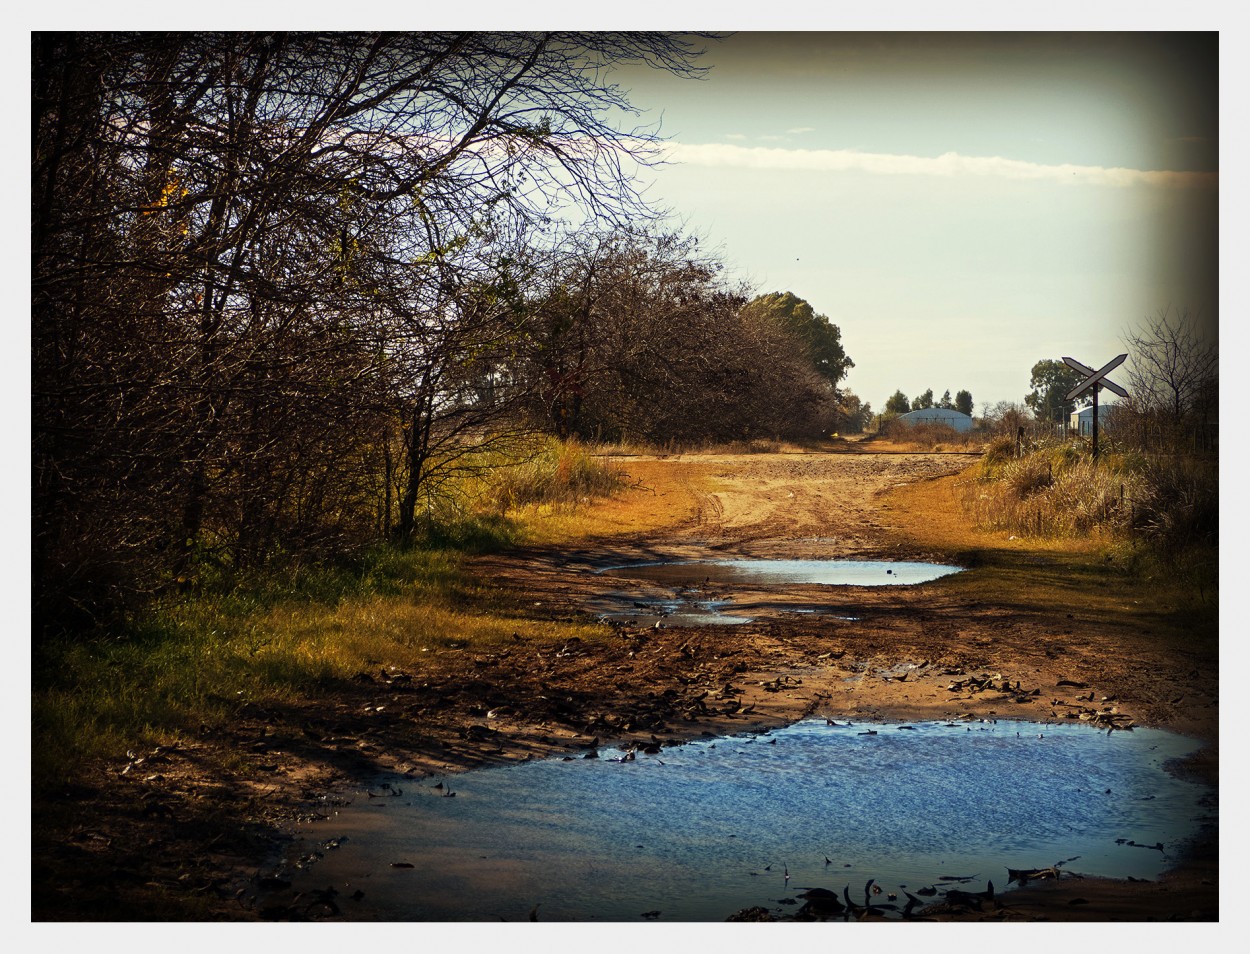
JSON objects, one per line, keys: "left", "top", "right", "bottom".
{"left": 881, "top": 463, "right": 1216, "bottom": 642}
{"left": 32, "top": 437, "right": 634, "bottom": 789}
{"left": 593, "top": 436, "right": 823, "bottom": 457}
{"left": 872, "top": 420, "right": 986, "bottom": 453}
{"left": 879, "top": 465, "right": 1102, "bottom": 576}
{"left": 512, "top": 456, "right": 716, "bottom": 545}
{"left": 963, "top": 442, "right": 1217, "bottom": 562}
{"left": 486, "top": 439, "right": 625, "bottom": 511}
{"left": 880, "top": 440, "right": 1217, "bottom": 644}
{"left": 965, "top": 444, "right": 1130, "bottom": 541}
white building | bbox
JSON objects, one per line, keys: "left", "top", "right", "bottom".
{"left": 895, "top": 408, "right": 974, "bottom": 432}
{"left": 1069, "top": 402, "right": 1119, "bottom": 436}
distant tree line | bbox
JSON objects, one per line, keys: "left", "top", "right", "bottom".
{"left": 32, "top": 32, "right": 854, "bottom": 634}
{"left": 882, "top": 387, "right": 973, "bottom": 418}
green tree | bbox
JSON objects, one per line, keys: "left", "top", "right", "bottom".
{"left": 938, "top": 389, "right": 954, "bottom": 409}
{"left": 884, "top": 390, "right": 911, "bottom": 415}
{"left": 955, "top": 389, "right": 974, "bottom": 417}
{"left": 834, "top": 391, "right": 872, "bottom": 433}
{"left": 1025, "top": 359, "right": 1084, "bottom": 423}
{"left": 911, "top": 388, "right": 934, "bottom": 410}
{"left": 738, "top": 291, "right": 853, "bottom": 389}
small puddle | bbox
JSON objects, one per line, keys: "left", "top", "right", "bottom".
{"left": 590, "top": 594, "right": 753, "bottom": 627}
{"left": 599, "top": 559, "right": 962, "bottom": 587}
{"left": 591, "top": 559, "right": 960, "bottom": 625}
{"left": 275, "top": 720, "right": 1211, "bottom": 921}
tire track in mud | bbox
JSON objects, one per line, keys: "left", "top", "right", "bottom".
{"left": 665, "top": 451, "right": 970, "bottom": 557}
{"left": 474, "top": 451, "right": 973, "bottom": 622}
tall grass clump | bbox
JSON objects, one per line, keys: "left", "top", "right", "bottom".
{"left": 967, "top": 442, "right": 1139, "bottom": 539}
{"left": 964, "top": 441, "right": 1217, "bottom": 593}
{"left": 487, "top": 438, "right": 625, "bottom": 512}
{"left": 1125, "top": 454, "right": 1218, "bottom": 555}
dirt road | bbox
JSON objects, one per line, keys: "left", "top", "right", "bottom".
{"left": 474, "top": 449, "right": 1217, "bottom": 741}
{"left": 626, "top": 448, "right": 970, "bottom": 554}
{"left": 466, "top": 447, "right": 1218, "bottom": 922}
{"left": 33, "top": 448, "right": 1218, "bottom": 922}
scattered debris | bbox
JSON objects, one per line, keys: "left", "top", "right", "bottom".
{"left": 1007, "top": 866, "right": 1064, "bottom": 884}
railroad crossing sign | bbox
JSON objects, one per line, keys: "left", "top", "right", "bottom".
{"left": 1063, "top": 354, "right": 1128, "bottom": 402}
{"left": 1061, "top": 353, "right": 1128, "bottom": 459}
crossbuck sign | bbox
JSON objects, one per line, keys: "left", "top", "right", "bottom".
{"left": 1062, "top": 353, "right": 1128, "bottom": 458}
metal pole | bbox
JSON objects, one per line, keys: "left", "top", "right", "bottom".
{"left": 1092, "top": 384, "right": 1100, "bottom": 461}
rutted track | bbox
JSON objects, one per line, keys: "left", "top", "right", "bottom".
{"left": 33, "top": 447, "right": 1217, "bottom": 922}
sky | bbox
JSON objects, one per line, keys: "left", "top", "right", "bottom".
{"left": 603, "top": 31, "right": 1219, "bottom": 416}
{"left": 13, "top": 16, "right": 1223, "bottom": 420}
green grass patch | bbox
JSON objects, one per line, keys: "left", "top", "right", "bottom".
{"left": 32, "top": 437, "right": 628, "bottom": 793}
{"left": 32, "top": 539, "right": 607, "bottom": 790}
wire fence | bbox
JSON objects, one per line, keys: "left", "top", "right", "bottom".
{"left": 975, "top": 412, "right": 1217, "bottom": 458}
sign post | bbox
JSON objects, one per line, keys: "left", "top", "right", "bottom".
{"left": 1063, "top": 354, "right": 1128, "bottom": 460}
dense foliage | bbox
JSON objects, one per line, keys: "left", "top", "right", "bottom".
{"left": 32, "top": 32, "right": 851, "bottom": 634}
{"left": 517, "top": 236, "right": 847, "bottom": 444}
{"left": 737, "top": 291, "right": 853, "bottom": 388}
{"left": 1024, "top": 359, "right": 1084, "bottom": 424}
{"left": 883, "top": 390, "right": 911, "bottom": 415}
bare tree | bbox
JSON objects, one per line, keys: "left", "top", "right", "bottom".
{"left": 980, "top": 401, "right": 1033, "bottom": 440}
{"left": 514, "top": 227, "right": 841, "bottom": 445}
{"left": 1122, "top": 307, "right": 1218, "bottom": 424}
{"left": 33, "top": 32, "right": 717, "bottom": 629}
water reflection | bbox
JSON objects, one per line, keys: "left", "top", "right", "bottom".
{"left": 590, "top": 559, "right": 961, "bottom": 625}
{"left": 599, "top": 559, "right": 962, "bottom": 587}
{"left": 279, "top": 720, "right": 1209, "bottom": 921}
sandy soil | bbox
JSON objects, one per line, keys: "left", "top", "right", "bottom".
{"left": 32, "top": 448, "right": 1218, "bottom": 923}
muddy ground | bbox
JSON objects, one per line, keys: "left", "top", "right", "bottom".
{"left": 31, "top": 449, "right": 1219, "bottom": 923}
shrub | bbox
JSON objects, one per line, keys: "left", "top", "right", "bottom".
{"left": 964, "top": 441, "right": 1217, "bottom": 564}
{"left": 980, "top": 436, "right": 1017, "bottom": 468}
{"left": 877, "top": 418, "right": 982, "bottom": 451}
{"left": 1128, "top": 455, "right": 1218, "bottom": 553}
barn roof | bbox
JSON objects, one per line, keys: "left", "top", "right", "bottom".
{"left": 898, "top": 408, "right": 971, "bottom": 422}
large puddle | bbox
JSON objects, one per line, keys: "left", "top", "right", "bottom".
{"left": 276, "top": 720, "right": 1211, "bottom": 921}
{"left": 591, "top": 559, "right": 961, "bottom": 626}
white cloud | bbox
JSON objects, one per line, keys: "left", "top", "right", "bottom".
{"left": 663, "top": 142, "right": 1217, "bottom": 189}
{"left": 787, "top": 127, "right": 816, "bottom": 134}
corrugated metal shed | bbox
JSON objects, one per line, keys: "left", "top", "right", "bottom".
{"left": 896, "top": 408, "right": 973, "bottom": 432}
{"left": 1069, "top": 402, "right": 1119, "bottom": 436}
